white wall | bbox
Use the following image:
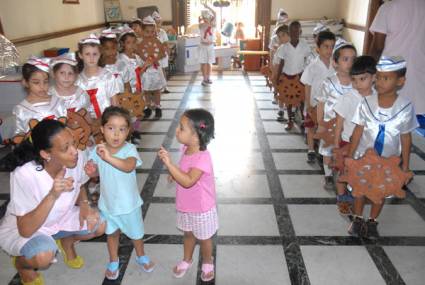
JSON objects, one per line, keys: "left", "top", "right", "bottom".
{"left": 271, "top": 0, "right": 340, "bottom": 20}
{"left": 120, "top": 0, "right": 172, "bottom": 21}
{"left": 0, "top": 0, "right": 105, "bottom": 63}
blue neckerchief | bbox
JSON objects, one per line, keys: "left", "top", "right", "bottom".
{"left": 374, "top": 124, "right": 385, "bottom": 155}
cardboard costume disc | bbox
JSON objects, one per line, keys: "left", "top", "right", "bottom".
{"left": 137, "top": 38, "right": 165, "bottom": 64}
{"left": 66, "top": 108, "right": 92, "bottom": 150}
{"left": 12, "top": 117, "right": 68, "bottom": 145}
{"left": 313, "top": 118, "right": 336, "bottom": 147}
{"left": 117, "top": 91, "right": 145, "bottom": 118}
{"left": 276, "top": 74, "right": 305, "bottom": 107}
{"left": 339, "top": 148, "right": 413, "bottom": 204}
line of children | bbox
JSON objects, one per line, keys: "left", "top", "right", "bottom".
{"left": 316, "top": 39, "right": 356, "bottom": 189}
{"left": 274, "top": 21, "right": 311, "bottom": 130}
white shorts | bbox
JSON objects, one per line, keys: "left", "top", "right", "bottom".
{"left": 160, "top": 54, "right": 169, "bottom": 68}
{"left": 176, "top": 207, "right": 218, "bottom": 240}
{"left": 198, "top": 44, "right": 215, "bottom": 64}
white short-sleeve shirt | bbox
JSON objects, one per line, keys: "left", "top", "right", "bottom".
{"left": 274, "top": 39, "right": 311, "bottom": 75}
{"left": 370, "top": 0, "right": 425, "bottom": 114}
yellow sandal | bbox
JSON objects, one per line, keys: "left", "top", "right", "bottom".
{"left": 55, "top": 240, "right": 84, "bottom": 269}
{"left": 11, "top": 256, "right": 45, "bottom": 285}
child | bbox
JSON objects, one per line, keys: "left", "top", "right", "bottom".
{"left": 305, "top": 23, "right": 329, "bottom": 67}
{"left": 300, "top": 31, "right": 336, "bottom": 163}
{"left": 274, "top": 21, "right": 311, "bottom": 130}
{"left": 270, "top": 25, "right": 290, "bottom": 111}
{"left": 152, "top": 11, "right": 170, "bottom": 94}
{"left": 100, "top": 28, "right": 132, "bottom": 93}
{"left": 333, "top": 56, "right": 377, "bottom": 215}
{"left": 316, "top": 39, "right": 356, "bottom": 190}
{"left": 130, "top": 17, "right": 144, "bottom": 43}
{"left": 137, "top": 16, "right": 166, "bottom": 119}
{"left": 13, "top": 57, "right": 66, "bottom": 135}
{"left": 157, "top": 108, "right": 217, "bottom": 282}
{"left": 76, "top": 34, "right": 121, "bottom": 119}
{"left": 198, "top": 4, "right": 216, "bottom": 86}
{"left": 234, "top": 22, "right": 245, "bottom": 43}
{"left": 348, "top": 56, "right": 418, "bottom": 238}
{"left": 49, "top": 53, "right": 91, "bottom": 113}
{"left": 84, "top": 106, "right": 155, "bottom": 279}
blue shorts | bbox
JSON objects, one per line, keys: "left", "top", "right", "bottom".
{"left": 101, "top": 207, "right": 144, "bottom": 240}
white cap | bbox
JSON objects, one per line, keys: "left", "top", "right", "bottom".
{"left": 201, "top": 9, "right": 213, "bottom": 20}
{"left": 333, "top": 38, "right": 353, "bottom": 55}
{"left": 376, "top": 56, "right": 406, "bottom": 72}
{"left": 131, "top": 17, "right": 142, "bottom": 24}
{"left": 117, "top": 25, "right": 136, "bottom": 40}
{"left": 50, "top": 53, "right": 77, "bottom": 67}
{"left": 142, "top": 16, "right": 156, "bottom": 25}
{"left": 277, "top": 8, "right": 288, "bottom": 24}
{"left": 27, "top": 56, "right": 50, "bottom": 73}
{"left": 100, "top": 28, "right": 118, "bottom": 39}
{"left": 79, "top": 33, "right": 100, "bottom": 45}
{"left": 152, "top": 11, "right": 162, "bottom": 21}
{"left": 313, "top": 23, "right": 329, "bottom": 35}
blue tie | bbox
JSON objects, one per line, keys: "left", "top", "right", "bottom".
{"left": 374, "top": 124, "right": 385, "bottom": 155}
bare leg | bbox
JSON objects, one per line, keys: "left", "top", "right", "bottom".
{"left": 200, "top": 238, "right": 214, "bottom": 280}
{"left": 207, "top": 63, "right": 212, "bottom": 82}
{"left": 307, "top": 128, "right": 314, "bottom": 151}
{"left": 173, "top": 231, "right": 197, "bottom": 275}
{"left": 153, "top": 90, "right": 161, "bottom": 107}
{"left": 352, "top": 196, "right": 366, "bottom": 217}
{"left": 105, "top": 230, "right": 120, "bottom": 279}
{"left": 133, "top": 239, "right": 155, "bottom": 271}
{"left": 15, "top": 252, "right": 55, "bottom": 283}
{"left": 369, "top": 200, "right": 385, "bottom": 219}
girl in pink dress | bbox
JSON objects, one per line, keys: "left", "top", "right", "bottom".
{"left": 158, "top": 108, "right": 217, "bottom": 282}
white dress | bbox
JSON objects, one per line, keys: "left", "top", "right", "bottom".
{"left": 13, "top": 97, "right": 67, "bottom": 135}
{"left": 141, "top": 64, "right": 166, "bottom": 92}
{"left": 157, "top": 29, "right": 169, "bottom": 68}
{"left": 118, "top": 53, "right": 144, "bottom": 93}
{"left": 317, "top": 74, "right": 353, "bottom": 156}
{"left": 198, "top": 23, "right": 215, "bottom": 64}
{"left": 352, "top": 94, "right": 418, "bottom": 158}
{"left": 76, "top": 68, "right": 121, "bottom": 119}
{"left": 0, "top": 150, "right": 89, "bottom": 256}
{"left": 49, "top": 86, "right": 91, "bottom": 113}
{"left": 103, "top": 57, "right": 132, "bottom": 93}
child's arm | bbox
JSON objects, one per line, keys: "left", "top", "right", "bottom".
{"left": 317, "top": 101, "right": 325, "bottom": 128}
{"left": 158, "top": 146, "right": 203, "bottom": 188}
{"left": 111, "top": 94, "right": 119, "bottom": 106}
{"left": 96, "top": 144, "right": 137, "bottom": 173}
{"left": 400, "top": 132, "right": 412, "bottom": 172}
{"left": 304, "top": 85, "right": 312, "bottom": 110}
{"left": 84, "top": 160, "right": 99, "bottom": 178}
{"left": 274, "top": 58, "right": 285, "bottom": 85}
{"left": 334, "top": 113, "right": 344, "bottom": 146}
{"left": 348, "top": 124, "right": 364, "bottom": 158}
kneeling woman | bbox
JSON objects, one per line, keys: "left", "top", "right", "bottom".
{"left": 0, "top": 120, "right": 105, "bottom": 284}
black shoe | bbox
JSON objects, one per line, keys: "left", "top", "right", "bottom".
{"left": 143, "top": 108, "right": 152, "bottom": 118}
{"left": 348, "top": 217, "right": 366, "bottom": 237}
{"left": 365, "top": 219, "right": 379, "bottom": 240}
{"left": 132, "top": 130, "right": 142, "bottom": 139}
{"left": 324, "top": 176, "right": 334, "bottom": 190}
{"left": 163, "top": 88, "right": 170, "bottom": 94}
{"left": 307, "top": 151, "right": 316, "bottom": 163}
{"left": 276, "top": 111, "right": 288, "bottom": 122}
{"left": 155, "top": 108, "right": 162, "bottom": 119}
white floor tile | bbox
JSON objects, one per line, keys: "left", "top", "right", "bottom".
{"left": 272, "top": 153, "right": 321, "bottom": 170}
{"left": 161, "top": 100, "right": 181, "bottom": 109}
{"left": 144, "top": 203, "right": 180, "bottom": 235}
{"left": 153, "top": 174, "right": 176, "bottom": 197}
{"left": 216, "top": 245, "right": 290, "bottom": 285}
{"left": 384, "top": 246, "right": 425, "bottom": 285}
{"left": 377, "top": 205, "right": 425, "bottom": 236}
{"left": 410, "top": 154, "right": 425, "bottom": 171}
{"left": 407, "top": 176, "right": 425, "bottom": 198}
{"left": 301, "top": 246, "right": 385, "bottom": 285}
{"left": 140, "top": 121, "right": 172, "bottom": 133}
{"left": 268, "top": 135, "right": 307, "bottom": 149}
{"left": 216, "top": 173, "right": 271, "bottom": 198}
{"left": 280, "top": 175, "right": 334, "bottom": 198}
{"left": 256, "top": 101, "right": 278, "bottom": 109}
{"left": 0, "top": 250, "right": 16, "bottom": 284}
{"left": 137, "top": 134, "right": 166, "bottom": 148}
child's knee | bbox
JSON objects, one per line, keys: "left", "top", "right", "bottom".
{"left": 33, "top": 251, "right": 55, "bottom": 269}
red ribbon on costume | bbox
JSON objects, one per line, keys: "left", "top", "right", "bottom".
{"left": 67, "top": 108, "right": 76, "bottom": 113}
{"left": 43, "top": 115, "right": 56, "bottom": 120}
{"left": 113, "top": 73, "right": 119, "bottom": 78}
{"left": 86, "top": 88, "right": 101, "bottom": 119}
{"left": 203, "top": 26, "right": 212, "bottom": 39}
{"left": 135, "top": 66, "right": 143, "bottom": 93}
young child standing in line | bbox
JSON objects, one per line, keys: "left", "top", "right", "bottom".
{"left": 274, "top": 21, "right": 311, "bottom": 130}
{"left": 13, "top": 57, "right": 66, "bottom": 135}
{"left": 158, "top": 108, "right": 217, "bottom": 282}
{"left": 130, "top": 17, "right": 144, "bottom": 43}
{"left": 333, "top": 56, "right": 377, "bottom": 215}
{"left": 76, "top": 34, "right": 121, "bottom": 119}
{"left": 84, "top": 106, "right": 155, "bottom": 279}
{"left": 100, "top": 29, "right": 132, "bottom": 93}
{"left": 49, "top": 53, "right": 90, "bottom": 114}
{"left": 198, "top": 4, "right": 216, "bottom": 86}
{"left": 300, "top": 31, "right": 336, "bottom": 160}
{"left": 316, "top": 39, "right": 356, "bottom": 190}
{"left": 152, "top": 11, "right": 170, "bottom": 94}
{"left": 348, "top": 56, "right": 418, "bottom": 238}
{"left": 305, "top": 23, "right": 330, "bottom": 67}
{"left": 137, "top": 16, "right": 166, "bottom": 119}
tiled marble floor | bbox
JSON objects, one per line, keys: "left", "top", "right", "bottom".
{"left": 1, "top": 70, "right": 425, "bottom": 285}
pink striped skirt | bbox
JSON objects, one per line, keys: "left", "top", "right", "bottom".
{"left": 176, "top": 207, "right": 218, "bottom": 240}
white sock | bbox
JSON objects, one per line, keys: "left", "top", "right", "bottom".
{"left": 324, "top": 165, "right": 332, "bottom": 176}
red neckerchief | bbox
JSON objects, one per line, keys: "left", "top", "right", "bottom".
{"left": 135, "top": 66, "right": 143, "bottom": 93}
{"left": 86, "top": 88, "right": 101, "bottom": 118}
{"left": 43, "top": 115, "right": 56, "bottom": 120}
{"left": 204, "top": 26, "right": 212, "bottom": 39}
{"left": 67, "top": 108, "right": 76, "bottom": 113}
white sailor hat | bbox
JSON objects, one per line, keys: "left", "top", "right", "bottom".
{"left": 117, "top": 25, "right": 136, "bottom": 40}
{"left": 152, "top": 11, "right": 162, "bottom": 21}
{"left": 50, "top": 53, "right": 77, "bottom": 67}
{"left": 26, "top": 56, "right": 50, "bottom": 73}
{"left": 313, "top": 23, "right": 329, "bottom": 35}
{"left": 277, "top": 8, "right": 289, "bottom": 24}
{"left": 376, "top": 55, "right": 406, "bottom": 72}
{"left": 142, "top": 15, "right": 156, "bottom": 25}
{"left": 79, "top": 33, "right": 100, "bottom": 45}
{"left": 333, "top": 38, "right": 353, "bottom": 55}
{"left": 100, "top": 28, "right": 118, "bottom": 39}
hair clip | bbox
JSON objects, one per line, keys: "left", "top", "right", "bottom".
{"left": 199, "top": 122, "right": 206, "bottom": 129}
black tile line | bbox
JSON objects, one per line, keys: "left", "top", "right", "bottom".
{"left": 99, "top": 72, "right": 199, "bottom": 285}
{"left": 243, "top": 71, "right": 311, "bottom": 285}
{"left": 411, "top": 144, "right": 425, "bottom": 161}
{"left": 403, "top": 190, "right": 425, "bottom": 222}
{"left": 366, "top": 245, "right": 406, "bottom": 285}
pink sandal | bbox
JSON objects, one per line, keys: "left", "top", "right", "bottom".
{"left": 201, "top": 263, "right": 215, "bottom": 282}
{"left": 173, "top": 260, "right": 193, "bottom": 278}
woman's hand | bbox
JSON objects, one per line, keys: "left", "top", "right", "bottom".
{"left": 158, "top": 146, "right": 171, "bottom": 166}
{"left": 79, "top": 204, "right": 99, "bottom": 231}
{"left": 50, "top": 167, "right": 74, "bottom": 199}
{"left": 84, "top": 160, "right": 98, "bottom": 178}
{"left": 96, "top": 144, "right": 112, "bottom": 162}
